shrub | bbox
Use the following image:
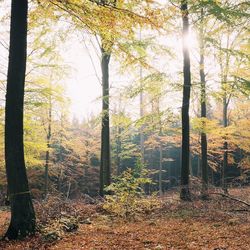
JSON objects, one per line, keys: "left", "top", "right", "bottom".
{"left": 103, "top": 168, "right": 161, "bottom": 220}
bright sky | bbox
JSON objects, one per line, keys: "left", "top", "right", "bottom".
{"left": 61, "top": 28, "right": 200, "bottom": 121}
{"left": 62, "top": 34, "right": 102, "bottom": 120}
{"left": 61, "top": 33, "right": 135, "bottom": 121}
{"left": 0, "top": 0, "right": 212, "bottom": 122}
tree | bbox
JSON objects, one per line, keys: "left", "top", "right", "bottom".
{"left": 4, "top": 0, "right": 36, "bottom": 239}
{"left": 44, "top": 86, "right": 52, "bottom": 198}
{"left": 143, "top": 73, "right": 167, "bottom": 195}
{"left": 98, "top": 0, "right": 117, "bottom": 197}
{"left": 25, "top": 73, "right": 69, "bottom": 197}
{"left": 211, "top": 25, "right": 247, "bottom": 192}
{"left": 111, "top": 98, "right": 139, "bottom": 177}
{"left": 25, "top": 9, "right": 70, "bottom": 197}
{"left": 100, "top": 44, "right": 112, "bottom": 196}
{"left": 40, "top": 0, "right": 164, "bottom": 196}
{"left": 180, "top": 0, "right": 192, "bottom": 201}
{"left": 139, "top": 30, "right": 145, "bottom": 166}
{"left": 112, "top": 93, "right": 124, "bottom": 176}
{"left": 196, "top": 0, "right": 250, "bottom": 193}
{"left": 199, "top": 7, "right": 209, "bottom": 199}
{"left": 216, "top": 27, "right": 231, "bottom": 193}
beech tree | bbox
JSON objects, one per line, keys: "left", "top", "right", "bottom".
{"left": 4, "top": 0, "right": 36, "bottom": 239}
{"left": 41, "top": 0, "right": 164, "bottom": 196}
{"left": 180, "top": 0, "right": 192, "bottom": 201}
{"left": 100, "top": 42, "right": 112, "bottom": 196}
{"left": 199, "top": 7, "right": 209, "bottom": 199}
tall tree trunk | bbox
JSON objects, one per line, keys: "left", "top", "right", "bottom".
{"left": 4, "top": 0, "right": 35, "bottom": 239}
{"left": 156, "top": 96, "right": 163, "bottom": 196}
{"left": 116, "top": 94, "right": 122, "bottom": 175}
{"left": 99, "top": 0, "right": 116, "bottom": 196}
{"left": 180, "top": 0, "right": 191, "bottom": 201}
{"left": 99, "top": 47, "right": 111, "bottom": 196}
{"left": 140, "top": 86, "right": 145, "bottom": 164}
{"left": 159, "top": 142, "right": 163, "bottom": 196}
{"left": 57, "top": 113, "right": 64, "bottom": 192}
{"left": 220, "top": 31, "right": 230, "bottom": 194}
{"left": 44, "top": 93, "right": 52, "bottom": 198}
{"left": 222, "top": 96, "right": 228, "bottom": 193}
{"left": 139, "top": 29, "right": 145, "bottom": 165}
{"left": 58, "top": 166, "right": 63, "bottom": 193}
{"left": 197, "top": 155, "right": 201, "bottom": 177}
{"left": 116, "top": 125, "right": 122, "bottom": 175}
{"left": 199, "top": 8, "right": 209, "bottom": 199}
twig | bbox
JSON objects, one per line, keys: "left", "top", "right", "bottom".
{"left": 210, "top": 192, "right": 250, "bottom": 207}
{"left": 229, "top": 209, "right": 249, "bottom": 212}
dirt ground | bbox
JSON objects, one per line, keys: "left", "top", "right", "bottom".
{"left": 0, "top": 188, "right": 249, "bottom": 250}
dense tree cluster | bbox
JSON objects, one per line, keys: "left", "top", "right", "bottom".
{"left": 0, "top": 0, "right": 249, "bottom": 239}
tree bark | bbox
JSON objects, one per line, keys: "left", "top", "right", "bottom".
{"left": 98, "top": 0, "right": 116, "bottom": 196}
{"left": 159, "top": 142, "right": 163, "bottom": 196}
{"left": 222, "top": 96, "right": 228, "bottom": 193}
{"left": 4, "top": 0, "right": 36, "bottom": 239}
{"left": 156, "top": 96, "right": 163, "bottom": 196}
{"left": 189, "top": 152, "right": 193, "bottom": 178}
{"left": 140, "top": 89, "right": 145, "bottom": 164}
{"left": 180, "top": 0, "right": 191, "bottom": 201}
{"left": 99, "top": 47, "right": 111, "bottom": 196}
{"left": 138, "top": 28, "right": 145, "bottom": 165}
{"left": 220, "top": 31, "right": 230, "bottom": 194}
{"left": 57, "top": 114, "right": 64, "bottom": 193}
{"left": 139, "top": 52, "right": 145, "bottom": 164}
{"left": 116, "top": 125, "right": 122, "bottom": 175}
{"left": 199, "top": 8, "right": 209, "bottom": 199}
{"left": 44, "top": 92, "right": 52, "bottom": 198}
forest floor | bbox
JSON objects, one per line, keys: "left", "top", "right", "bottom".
{"left": 0, "top": 187, "right": 249, "bottom": 250}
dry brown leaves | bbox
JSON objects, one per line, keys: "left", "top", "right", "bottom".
{"left": 0, "top": 187, "right": 249, "bottom": 250}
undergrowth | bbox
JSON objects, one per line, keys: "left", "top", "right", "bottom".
{"left": 103, "top": 169, "right": 162, "bottom": 220}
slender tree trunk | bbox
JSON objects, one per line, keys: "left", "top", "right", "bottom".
{"left": 156, "top": 96, "right": 163, "bottom": 196}
{"left": 84, "top": 141, "right": 90, "bottom": 193}
{"left": 139, "top": 84, "right": 145, "bottom": 163}
{"left": 116, "top": 125, "right": 122, "bottom": 175}
{"left": 99, "top": 47, "right": 111, "bottom": 196}
{"left": 180, "top": 0, "right": 191, "bottom": 201}
{"left": 57, "top": 114, "right": 64, "bottom": 193}
{"left": 220, "top": 31, "right": 230, "bottom": 194}
{"left": 139, "top": 29, "right": 145, "bottom": 165}
{"left": 4, "top": 0, "right": 35, "bottom": 239}
{"left": 66, "top": 180, "right": 71, "bottom": 199}
{"left": 199, "top": 8, "right": 209, "bottom": 199}
{"left": 197, "top": 155, "right": 201, "bottom": 177}
{"left": 115, "top": 94, "right": 122, "bottom": 175}
{"left": 58, "top": 166, "right": 63, "bottom": 193}
{"left": 140, "top": 89, "right": 145, "bottom": 164}
{"left": 44, "top": 93, "right": 52, "bottom": 198}
{"left": 222, "top": 97, "right": 228, "bottom": 193}
{"left": 159, "top": 142, "right": 163, "bottom": 196}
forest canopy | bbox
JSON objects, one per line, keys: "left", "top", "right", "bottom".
{"left": 0, "top": 0, "right": 249, "bottom": 247}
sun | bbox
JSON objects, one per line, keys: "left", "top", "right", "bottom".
{"left": 183, "top": 27, "right": 198, "bottom": 51}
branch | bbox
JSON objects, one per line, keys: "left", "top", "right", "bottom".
{"left": 0, "top": 40, "right": 8, "bottom": 51}
{"left": 169, "top": 0, "right": 180, "bottom": 9}
{"left": 210, "top": 192, "right": 250, "bottom": 207}
{"left": 82, "top": 35, "right": 102, "bottom": 85}
{"left": 87, "top": 0, "right": 161, "bottom": 29}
